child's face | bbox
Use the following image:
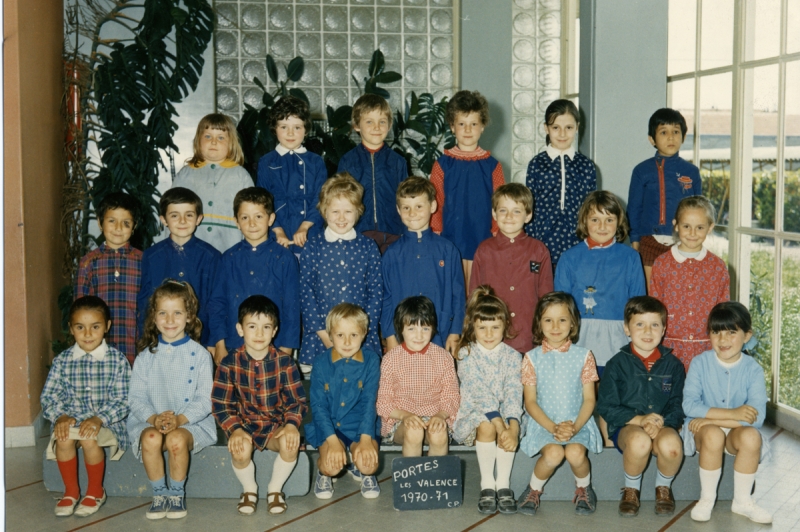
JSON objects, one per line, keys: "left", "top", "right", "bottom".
{"left": 199, "top": 127, "right": 230, "bottom": 164}
{"left": 236, "top": 201, "right": 275, "bottom": 246}
{"left": 623, "top": 312, "right": 666, "bottom": 356}
{"left": 325, "top": 196, "right": 358, "bottom": 235}
{"left": 330, "top": 317, "right": 366, "bottom": 358}
{"left": 275, "top": 115, "right": 306, "bottom": 151}
{"left": 354, "top": 108, "right": 390, "bottom": 150}
{"left": 69, "top": 309, "right": 111, "bottom": 353}
{"left": 674, "top": 207, "right": 713, "bottom": 254}
{"left": 539, "top": 303, "right": 573, "bottom": 348}
{"left": 474, "top": 318, "right": 504, "bottom": 351}
{"left": 160, "top": 203, "right": 202, "bottom": 246}
{"left": 710, "top": 328, "right": 752, "bottom": 364}
{"left": 155, "top": 296, "right": 188, "bottom": 344}
{"left": 236, "top": 313, "right": 277, "bottom": 359}
{"left": 396, "top": 194, "right": 436, "bottom": 233}
{"left": 492, "top": 197, "right": 532, "bottom": 238}
{"left": 450, "top": 111, "right": 485, "bottom": 151}
{"left": 99, "top": 208, "right": 135, "bottom": 249}
{"left": 649, "top": 123, "right": 684, "bottom": 157}
{"left": 586, "top": 208, "right": 618, "bottom": 245}
{"left": 402, "top": 321, "right": 434, "bottom": 352}
{"left": 544, "top": 113, "right": 578, "bottom": 151}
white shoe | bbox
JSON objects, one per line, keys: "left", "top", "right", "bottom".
{"left": 691, "top": 498, "right": 715, "bottom": 521}
{"left": 74, "top": 491, "right": 107, "bottom": 517}
{"left": 54, "top": 496, "right": 79, "bottom": 517}
{"left": 731, "top": 499, "right": 773, "bottom": 524}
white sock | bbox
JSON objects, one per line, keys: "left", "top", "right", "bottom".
{"left": 494, "top": 447, "right": 515, "bottom": 490}
{"left": 233, "top": 460, "right": 258, "bottom": 494}
{"left": 699, "top": 467, "right": 722, "bottom": 502}
{"left": 476, "top": 441, "right": 497, "bottom": 490}
{"left": 733, "top": 471, "right": 756, "bottom": 504}
{"left": 575, "top": 473, "right": 591, "bottom": 489}
{"left": 529, "top": 470, "right": 547, "bottom": 491}
{"left": 267, "top": 456, "right": 297, "bottom": 494}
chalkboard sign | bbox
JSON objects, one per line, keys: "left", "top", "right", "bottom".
{"left": 391, "top": 456, "right": 462, "bottom": 511}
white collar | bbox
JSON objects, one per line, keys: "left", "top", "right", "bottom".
{"left": 475, "top": 341, "right": 504, "bottom": 355}
{"left": 671, "top": 245, "right": 708, "bottom": 263}
{"left": 545, "top": 144, "right": 576, "bottom": 161}
{"left": 72, "top": 340, "right": 109, "bottom": 361}
{"left": 324, "top": 227, "right": 357, "bottom": 242}
{"left": 276, "top": 144, "right": 307, "bottom": 156}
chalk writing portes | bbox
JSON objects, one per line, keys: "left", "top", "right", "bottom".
{"left": 391, "top": 455, "right": 462, "bottom": 511}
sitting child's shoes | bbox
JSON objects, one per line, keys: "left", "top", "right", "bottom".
{"left": 54, "top": 495, "right": 79, "bottom": 517}
{"left": 496, "top": 488, "right": 517, "bottom": 514}
{"left": 618, "top": 487, "right": 640, "bottom": 517}
{"left": 314, "top": 470, "right": 334, "bottom": 499}
{"left": 74, "top": 491, "right": 106, "bottom": 517}
{"left": 166, "top": 495, "right": 187, "bottom": 519}
{"left": 267, "top": 492, "right": 287, "bottom": 515}
{"left": 731, "top": 499, "right": 773, "bottom": 524}
{"left": 146, "top": 494, "right": 170, "bottom": 520}
{"left": 654, "top": 486, "right": 675, "bottom": 515}
{"left": 691, "top": 498, "right": 715, "bottom": 522}
{"left": 573, "top": 484, "right": 597, "bottom": 515}
{"left": 478, "top": 489, "right": 497, "bottom": 514}
{"left": 360, "top": 475, "right": 381, "bottom": 499}
{"left": 517, "top": 485, "right": 542, "bottom": 516}
{"left": 346, "top": 462, "right": 363, "bottom": 481}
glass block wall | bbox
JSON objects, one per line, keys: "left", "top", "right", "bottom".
{"left": 214, "top": 0, "right": 457, "bottom": 119}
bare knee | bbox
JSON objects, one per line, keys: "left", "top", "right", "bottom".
{"left": 699, "top": 426, "right": 726, "bottom": 452}
{"left": 141, "top": 428, "right": 163, "bottom": 452}
{"left": 427, "top": 429, "right": 448, "bottom": 448}
{"left": 540, "top": 444, "right": 565, "bottom": 467}
{"left": 564, "top": 444, "right": 587, "bottom": 465}
{"left": 736, "top": 427, "right": 762, "bottom": 452}
{"left": 476, "top": 422, "right": 496, "bottom": 441}
{"left": 403, "top": 426, "right": 425, "bottom": 446}
{"left": 165, "top": 431, "right": 189, "bottom": 456}
{"left": 657, "top": 434, "right": 682, "bottom": 460}
{"left": 625, "top": 431, "right": 653, "bottom": 457}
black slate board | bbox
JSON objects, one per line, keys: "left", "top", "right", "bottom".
{"left": 391, "top": 455, "right": 462, "bottom": 511}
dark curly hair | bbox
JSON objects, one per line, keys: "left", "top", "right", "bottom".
{"left": 269, "top": 96, "right": 312, "bottom": 135}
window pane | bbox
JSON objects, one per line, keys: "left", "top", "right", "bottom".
{"left": 779, "top": 239, "right": 800, "bottom": 409}
{"left": 705, "top": 225, "right": 729, "bottom": 262}
{"left": 698, "top": 73, "right": 732, "bottom": 198}
{"left": 668, "top": 78, "right": 696, "bottom": 161}
{"left": 700, "top": 0, "right": 734, "bottom": 69}
{"left": 789, "top": 0, "right": 800, "bottom": 54}
{"left": 786, "top": 61, "right": 800, "bottom": 234}
{"left": 747, "top": 0, "right": 781, "bottom": 61}
{"left": 744, "top": 234, "right": 774, "bottom": 400}
{"left": 746, "top": 65, "right": 779, "bottom": 231}
{"left": 668, "top": 0, "right": 697, "bottom": 75}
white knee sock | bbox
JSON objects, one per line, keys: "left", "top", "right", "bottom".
{"left": 733, "top": 471, "right": 756, "bottom": 504}
{"left": 476, "top": 441, "right": 497, "bottom": 490}
{"left": 575, "top": 473, "right": 591, "bottom": 489}
{"left": 529, "top": 470, "right": 547, "bottom": 491}
{"left": 267, "top": 456, "right": 297, "bottom": 493}
{"left": 699, "top": 467, "right": 722, "bottom": 502}
{"left": 233, "top": 460, "right": 258, "bottom": 494}
{"left": 494, "top": 447, "right": 515, "bottom": 490}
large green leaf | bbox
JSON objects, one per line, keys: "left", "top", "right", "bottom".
{"left": 286, "top": 57, "right": 304, "bottom": 82}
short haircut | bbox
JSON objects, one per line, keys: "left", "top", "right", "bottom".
{"left": 707, "top": 301, "right": 752, "bottom": 334}
{"left": 576, "top": 190, "right": 630, "bottom": 242}
{"left": 624, "top": 296, "right": 668, "bottom": 327}
{"left": 351, "top": 94, "right": 393, "bottom": 127}
{"left": 318, "top": 172, "right": 365, "bottom": 220}
{"left": 492, "top": 183, "right": 533, "bottom": 214}
{"left": 325, "top": 302, "right": 369, "bottom": 336}
{"left": 396, "top": 176, "right": 435, "bottom": 203}
{"left": 69, "top": 295, "right": 111, "bottom": 325}
{"left": 393, "top": 296, "right": 438, "bottom": 343}
{"left": 648, "top": 108, "right": 688, "bottom": 140}
{"left": 531, "top": 292, "right": 580, "bottom": 345}
{"left": 238, "top": 294, "right": 280, "bottom": 326}
{"left": 673, "top": 195, "right": 716, "bottom": 241}
{"left": 159, "top": 187, "right": 203, "bottom": 217}
{"left": 234, "top": 187, "right": 274, "bottom": 217}
{"left": 189, "top": 113, "right": 244, "bottom": 166}
{"left": 446, "top": 90, "right": 490, "bottom": 126}
{"left": 269, "top": 96, "right": 312, "bottom": 135}
{"left": 97, "top": 192, "right": 139, "bottom": 224}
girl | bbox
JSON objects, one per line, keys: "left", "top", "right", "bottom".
{"left": 518, "top": 292, "right": 602, "bottom": 516}
{"left": 172, "top": 113, "right": 253, "bottom": 253}
{"left": 682, "top": 302, "right": 771, "bottom": 524}
{"left": 651, "top": 195, "right": 730, "bottom": 372}
{"left": 127, "top": 280, "right": 216, "bottom": 520}
{"left": 524, "top": 99, "right": 597, "bottom": 269}
{"left": 452, "top": 286, "right": 522, "bottom": 515}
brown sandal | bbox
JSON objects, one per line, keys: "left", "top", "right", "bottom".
{"left": 267, "top": 492, "right": 287, "bottom": 515}
{"left": 237, "top": 492, "right": 257, "bottom": 515}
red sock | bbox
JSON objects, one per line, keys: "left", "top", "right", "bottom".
{"left": 83, "top": 459, "right": 106, "bottom": 503}
{"left": 57, "top": 456, "right": 79, "bottom": 504}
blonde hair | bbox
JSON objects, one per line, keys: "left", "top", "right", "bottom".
{"left": 137, "top": 280, "right": 202, "bottom": 354}
{"left": 318, "top": 172, "right": 365, "bottom": 220}
{"left": 672, "top": 195, "right": 716, "bottom": 242}
{"left": 325, "top": 302, "right": 369, "bottom": 336}
{"left": 456, "top": 285, "right": 514, "bottom": 359}
{"left": 189, "top": 113, "right": 244, "bottom": 166}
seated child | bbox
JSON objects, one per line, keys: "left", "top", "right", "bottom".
{"left": 683, "top": 302, "right": 771, "bottom": 524}
{"left": 137, "top": 187, "right": 220, "bottom": 347}
{"left": 337, "top": 93, "right": 409, "bottom": 253}
{"left": 470, "top": 183, "right": 553, "bottom": 353}
{"left": 128, "top": 280, "right": 217, "bottom": 520}
{"left": 597, "top": 296, "right": 685, "bottom": 518}
{"left": 376, "top": 296, "right": 460, "bottom": 457}
{"left": 41, "top": 296, "right": 131, "bottom": 517}
{"left": 381, "top": 176, "right": 465, "bottom": 358}
{"left": 212, "top": 295, "right": 308, "bottom": 516}
{"left": 307, "top": 303, "right": 381, "bottom": 500}
{"left": 75, "top": 192, "right": 142, "bottom": 365}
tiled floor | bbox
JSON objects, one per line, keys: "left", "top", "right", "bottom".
{"left": 5, "top": 424, "right": 799, "bottom": 531}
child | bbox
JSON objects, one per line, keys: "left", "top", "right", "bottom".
{"left": 256, "top": 95, "right": 326, "bottom": 253}
{"left": 651, "top": 195, "right": 730, "bottom": 371}
{"left": 172, "top": 113, "right": 253, "bottom": 253}
{"left": 381, "top": 177, "right": 465, "bottom": 358}
{"left": 137, "top": 187, "right": 220, "bottom": 347}
{"left": 517, "top": 292, "right": 602, "bottom": 516}
{"left": 431, "top": 90, "right": 504, "bottom": 286}
{"left": 682, "top": 302, "right": 771, "bottom": 524}
{"left": 307, "top": 303, "right": 381, "bottom": 500}
{"left": 299, "top": 173, "right": 382, "bottom": 369}
{"left": 628, "top": 108, "right": 702, "bottom": 287}
{"left": 376, "top": 296, "right": 460, "bottom": 457}
{"left": 524, "top": 99, "right": 597, "bottom": 269}
{"left": 41, "top": 296, "right": 131, "bottom": 517}
{"left": 75, "top": 192, "right": 142, "bottom": 365}
{"left": 452, "top": 287, "right": 522, "bottom": 515}
{"left": 212, "top": 295, "right": 308, "bottom": 515}
{"left": 597, "top": 296, "right": 685, "bottom": 518}
{"left": 470, "top": 184, "right": 553, "bottom": 353}
{"left": 208, "top": 187, "right": 300, "bottom": 364}
{"left": 337, "top": 93, "right": 409, "bottom": 253}
{"left": 128, "top": 280, "right": 217, "bottom": 519}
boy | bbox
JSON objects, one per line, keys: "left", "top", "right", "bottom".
{"left": 306, "top": 303, "right": 381, "bottom": 500}
{"left": 381, "top": 177, "right": 465, "bottom": 358}
{"left": 597, "top": 296, "right": 685, "bottom": 518}
{"left": 627, "top": 108, "right": 702, "bottom": 288}
{"left": 209, "top": 187, "right": 300, "bottom": 364}
{"left": 338, "top": 93, "right": 409, "bottom": 254}
{"left": 76, "top": 191, "right": 142, "bottom": 365}
{"left": 137, "top": 187, "right": 220, "bottom": 347}
{"left": 212, "top": 295, "right": 307, "bottom": 515}
{"left": 470, "top": 184, "right": 553, "bottom": 353}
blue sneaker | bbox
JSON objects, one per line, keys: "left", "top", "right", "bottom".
{"left": 360, "top": 475, "right": 380, "bottom": 499}
{"left": 166, "top": 495, "right": 187, "bottom": 519}
{"left": 346, "top": 462, "right": 363, "bottom": 481}
{"left": 146, "top": 494, "right": 169, "bottom": 520}
{"left": 314, "top": 470, "right": 334, "bottom": 499}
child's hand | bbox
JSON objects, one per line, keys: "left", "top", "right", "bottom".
{"left": 55, "top": 415, "right": 76, "bottom": 442}
{"left": 78, "top": 416, "right": 103, "bottom": 439}
{"left": 213, "top": 340, "right": 228, "bottom": 365}
{"left": 324, "top": 435, "right": 347, "bottom": 472}
{"left": 272, "top": 228, "right": 292, "bottom": 248}
{"left": 639, "top": 413, "right": 664, "bottom": 429}
{"left": 688, "top": 417, "right": 715, "bottom": 434}
{"left": 642, "top": 421, "right": 660, "bottom": 439}
{"left": 292, "top": 227, "right": 310, "bottom": 247}
{"left": 445, "top": 334, "right": 460, "bottom": 358}
{"left": 153, "top": 411, "right": 176, "bottom": 433}
{"left": 498, "top": 424, "right": 519, "bottom": 452}
{"left": 274, "top": 424, "right": 300, "bottom": 452}
{"left": 354, "top": 435, "right": 378, "bottom": 470}
{"left": 228, "top": 428, "right": 253, "bottom": 456}
{"left": 401, "top": 414, "right": 426, "bottom": 431}
{"left": 732, "top": 405, "right": 758, "bottom": 424}
{"left": 554, "top": 421, "right": 576, "bottom": 442}
{"left": 427, "top": 414, "right": 448, "bottom": 434}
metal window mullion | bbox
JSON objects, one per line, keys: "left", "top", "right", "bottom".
{"left": 729, "top": 0, "right": 747, "bottom": 304}
{"left": 692, "top": 0, "right": 702, "bottom": 167}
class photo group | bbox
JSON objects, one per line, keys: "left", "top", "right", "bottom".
{"left": 45, "top": 89, "right": 771, "bottom": 525}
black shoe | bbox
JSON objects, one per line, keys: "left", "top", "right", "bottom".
{"left": 517, "top": 485, "right": 542, "bottom": 516}
{"left": 478, "top": 489, "right": 497, "bottom": 514}
{"left": 573, "top": 484, "right": 597, "bottom": 515}
{"left": 497, "top": 488, "right": 517, "bottom": 514}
